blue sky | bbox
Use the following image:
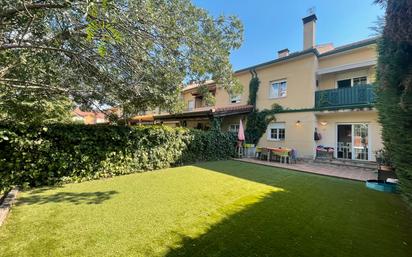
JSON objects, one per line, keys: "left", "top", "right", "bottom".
{"left": 193, "top": 0, "right": 384, "bottom": 71}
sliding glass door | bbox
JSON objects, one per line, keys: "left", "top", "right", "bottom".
{"left": 337, "top": 124, "right": 369, "bottom": 161}
{"left": 353, "top": 124, "right": 369, "bottom": 161}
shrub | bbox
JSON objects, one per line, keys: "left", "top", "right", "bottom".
{"left": 179, "top": 128, "right": 236, "bottom": 164}
{"left": 375, "top": 0, "right": 412, "bottom": 206}
{"left": 0, "top": 124, "right": 236, "bottom": 194}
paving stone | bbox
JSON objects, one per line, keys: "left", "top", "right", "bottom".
{"left": 235, "top": 158, "right": 378, "bottom": 182}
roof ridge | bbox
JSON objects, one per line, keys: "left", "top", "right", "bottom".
{"left": 319, "top": 36, "right": 380, "bottom": 57}
{"left": 235, "top": 48, "right": 316, "bottom": 74}
{"left": 333, "top": 36, "right": 380, "bottom": 50}
{"left": 235, "top": 36, "right": 380, "bottom": 73}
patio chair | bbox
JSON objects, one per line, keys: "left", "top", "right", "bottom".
{"left": 276, "top": 150, "right": 290, "bottom": 164}
{"left": 255, "top": 147, "right": 262, "bottom": 159}
{"left": 244, "top": 143, "right": 256, "bottom": 158}
{"left": 259, "top": 147, "right": 269, "bottom": 160}
{"left": 290, "top": 149, "right": 298, "bottom": 164}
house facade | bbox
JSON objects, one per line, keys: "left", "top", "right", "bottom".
{"left": 72, "top": 108, "right": 107, "bottom": 125}
{"left": 141, "top": 14, "right": 382, "bottom": 162}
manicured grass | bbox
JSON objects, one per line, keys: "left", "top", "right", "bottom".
{"left": 1, "top": 160, "right": 411, "bottom": 257}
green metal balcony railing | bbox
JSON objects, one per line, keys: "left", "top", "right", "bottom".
{"left": 315, "top": 84, "right": 376, "bottom": 110}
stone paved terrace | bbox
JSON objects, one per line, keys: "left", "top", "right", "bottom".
{"left": 234, "top": 158, "right": 378, "bottom": 181}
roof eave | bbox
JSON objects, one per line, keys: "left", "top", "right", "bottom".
{"left": 235, "top": 48, "right": 318, "bottom": 74}
{"left": 154, "top": 110, "right": 213, "bottom": 120}
{"left": 318, "top": 37, "right": 379, "bottom": 58}
{"left": 213, "top": 109, "right": 252, "bottom": 117}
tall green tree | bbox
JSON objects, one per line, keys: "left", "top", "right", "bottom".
{"left": 375, "top": 0, "right": 412, "bottom": 205}
{"left": 0, "top": 0, "right": 243, "bottom": 121}
{"left": 0, "top": 93, "right": 73, "bottom": 125}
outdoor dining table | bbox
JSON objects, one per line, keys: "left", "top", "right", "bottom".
{"left": 262, "top": 147, "right": 292, "bottom": 163}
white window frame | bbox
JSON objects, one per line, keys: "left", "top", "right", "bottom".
{"left": 353, "top": 76, "right": 368, "bottom": 86}
{"left": 269, "top": 80, "right": 287, "bottom": 99}
{"left": 335, "top": 123, "right": 372, "bottom": 161}
{"left": 336, "top": 76, "right": 368, "bottom": 88}
{"left": 267, "top": 123, "right": 286, "bottom": 141}
{"left": 188, "top": 100, "right": 195, "bottom": 111}
{"left": 230, "top": 94, "right": 241, "bottom": 104}
{"left": 229, "top": 124, "right": 240, "bottom": 133}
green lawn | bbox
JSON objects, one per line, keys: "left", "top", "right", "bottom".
{"left": 1, "top": 161, "right": 411, "bottom": 257}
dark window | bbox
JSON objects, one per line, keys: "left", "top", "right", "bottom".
{"left": 278, "top": 129, "right": 285, "bottom": 140}
{"left": 337, "top": 79, "right": 351, "bottom": 88}
{"left": 270, "top": 128, "right": 278, "bottom": 139}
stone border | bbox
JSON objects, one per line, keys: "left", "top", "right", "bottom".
{"left": 0, "top": 188, "right": 19, "bottom": 227}
{"left": 234, "top": 158, "right": 376, "bottom": 182}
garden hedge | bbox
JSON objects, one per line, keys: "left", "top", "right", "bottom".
{"left": 0, "top": 124, "right": 236, "bottom": 194}
{"left": 375, "top": 0, "right": 412, "bottom": 206}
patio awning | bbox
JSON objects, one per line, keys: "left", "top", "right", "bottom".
{"left": 130, "top": 114, "right": 154, "bottom": 122}
{"left": 154, "top": 105, "right": 254, "bottom": 121}
{"left": 154, "top": 108, "right": 213, "bottom": 121}
{"left": 213, "top": 105, "right": 254, "bottom": 117}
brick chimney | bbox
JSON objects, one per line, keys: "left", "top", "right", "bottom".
{"left": 278, "top": 48, "right": 290, "bottom": 58}
{"left": 302, "top": 14, "right": 317, "bottom": 50}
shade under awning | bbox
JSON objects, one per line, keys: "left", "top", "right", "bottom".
{"left": 131, "top": 114, "right": 154, "bottom": 122}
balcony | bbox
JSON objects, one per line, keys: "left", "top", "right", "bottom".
{"left": 315, "top": 84, "right": 376, "bottom": 110}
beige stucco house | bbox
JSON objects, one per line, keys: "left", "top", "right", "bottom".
{"left": 143, "top": 14, "right": 382, "bottom": 162}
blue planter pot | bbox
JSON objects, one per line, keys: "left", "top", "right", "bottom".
{"left": 366, "top": 180, "right": 397, "bottom": 193}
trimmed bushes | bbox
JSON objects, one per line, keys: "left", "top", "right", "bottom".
{"left": 375, "top": 0, "right": 412, "bottom": 206}
{"left": 0, "top": 124, "right": 236, "bottom": 193}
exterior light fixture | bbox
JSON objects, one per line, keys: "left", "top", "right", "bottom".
{"left": 320, "top": 121, "right": 328, "bottom": 126}
{"left": 296, "top": 120, "right": 301, "bottom": 126}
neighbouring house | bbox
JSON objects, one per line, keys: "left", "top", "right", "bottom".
{"left": 134, "top": 14, "right": 382, "bottom": 162}
{"left": 72, "top": 108, "right": 107, "bottom": 125}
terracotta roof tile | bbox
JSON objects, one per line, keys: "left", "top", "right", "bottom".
{"left": 214, "top": 105, "right": 254, "bottom": 113}
{"left": 73, "top": 108, "right": 106, "bottom": 119}
{"left": 182, "top": 80, "right": 215, "bottom": 92}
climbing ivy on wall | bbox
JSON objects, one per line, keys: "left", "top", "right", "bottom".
{"left": 245, "top": 71, "right": 283, "bottom": 144}
{"left": 210, "top": 117, "right": 223, "bottom": 131}
{"left": 248, "top": 70, "right": 260, "bottom": 107}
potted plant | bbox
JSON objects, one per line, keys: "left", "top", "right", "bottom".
{"left": 375, "top": 149, "right": 393, "bottom": 172}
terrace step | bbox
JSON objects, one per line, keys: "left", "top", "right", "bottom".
{"left": 313, "top": 158, "right": 377, "bottom": 171}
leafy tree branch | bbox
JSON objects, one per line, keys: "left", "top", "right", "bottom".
{"left": 1, "top": 0, "right": 243, "bottom": 123}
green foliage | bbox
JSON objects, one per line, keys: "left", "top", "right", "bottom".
{"left": 375, "top": 149, "right": 392, "bottom": 166}
{"left": 0, "top": 0, "right": 243, "bottom": 118}
{"left": 245, "top": 74, "right": 283, "bottom": 144}
{"left": 0, "top": 124, "right": 236, "bottom": 194}
{"left": 375, "top": 0, "right": 412, "bottom": 206}
{"left": 197, "top": 86, "right": 216, "bottom": 107}
{"left": 245, "top": 105, "right": 283, "bottom": 145}
{"left": 0, "top": 95, "right": 74, "bottom": 125}
{"left": 247, "top": 71, "right": 259, "bottom": 107}
{"left": 179, "top": 129, "right": 236, "bottom": 164}
{"left": 210, "top": 117, "right": 223, "bottom": 131}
